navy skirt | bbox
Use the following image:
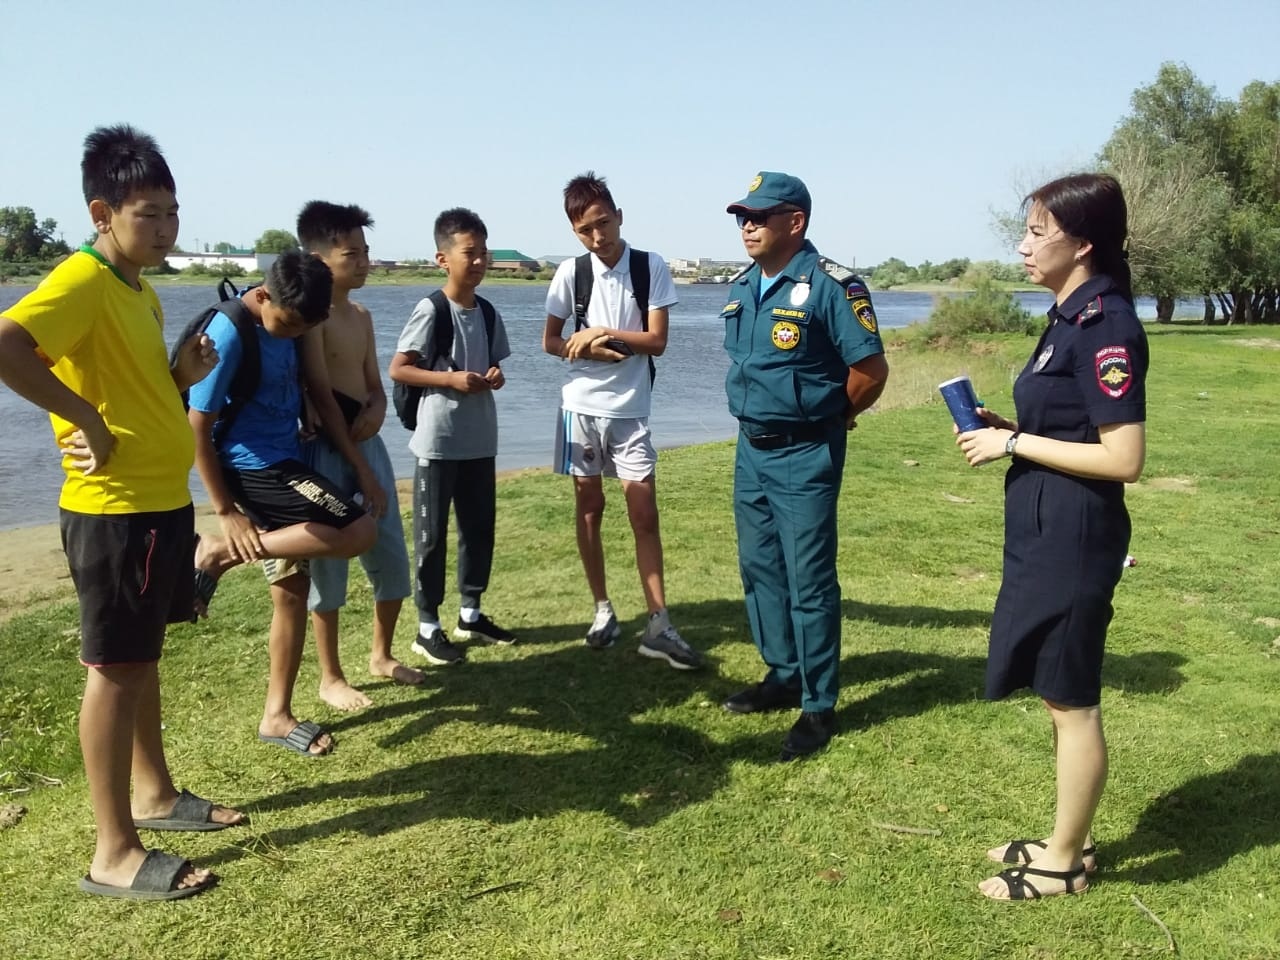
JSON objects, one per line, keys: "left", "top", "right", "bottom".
{"left": 986, "top": 464, "right": 1130, "bottom": 706}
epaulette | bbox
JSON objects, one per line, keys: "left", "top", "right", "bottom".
{"left": 818, "top": 257, "right": 869, "bottom": 295}
{"left": 1075, "top": 296, "right": 1104, "bottom": 325}
{"left": 818, "top": 258, "right": 878, "bottom": 334}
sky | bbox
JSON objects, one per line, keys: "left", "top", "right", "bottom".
{"left": 2, "top": 0, "right": 1277, "bottom": 269}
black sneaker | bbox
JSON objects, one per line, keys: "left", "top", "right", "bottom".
{"left": 454, "top": 613, "right": 517, "bottom": 646}
{"left": 410, "top": 628, "right": 466, "bottom": 665}
{"left": 722, "top": 680, "right": 802, "bottom": 714}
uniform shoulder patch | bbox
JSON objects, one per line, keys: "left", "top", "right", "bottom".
{"left": 1075, "top": 297, "right": 1104, "bottom": 325}
{"left": 1094, "top": 345, "right": 1133, "bottom": 398}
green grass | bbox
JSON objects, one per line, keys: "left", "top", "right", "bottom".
{"left": 2, "top": 328, "right": 1279, "bottom": 959}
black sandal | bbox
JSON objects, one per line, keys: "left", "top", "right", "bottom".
{"left": 986, "top": 865, "right": 1088, "bottom": 900}
{"left": 997, "top": 839, "right": 1098, "bottom": 873}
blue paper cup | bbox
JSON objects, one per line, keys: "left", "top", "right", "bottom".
{"left": 938, "top": 375, "right": 985, "bottom": 432}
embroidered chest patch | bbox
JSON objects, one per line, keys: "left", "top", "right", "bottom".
{"left": 1095, "top": 345, "right": 1133, "bottom": 398}
{"left": 771, "top": 321, "right": 801, "bottom": 350}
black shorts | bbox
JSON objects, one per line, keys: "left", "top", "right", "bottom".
{"left": 222, "top": 458, "right": 363, "bottom": 532}
{"left": 60, "top": 504, "right": 195, "bottom": 666}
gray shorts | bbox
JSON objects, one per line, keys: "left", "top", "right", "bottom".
{"left": 301, "top": 432, "right": 411, "bottom": 611}
{"left": 554, "top": 409, "right": 656, "bottom": 482}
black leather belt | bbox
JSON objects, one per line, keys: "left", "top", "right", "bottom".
{"left": 743, "top": 420, "right": 831, "bottom": 450}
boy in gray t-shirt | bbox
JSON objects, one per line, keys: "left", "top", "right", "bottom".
{"left": 388, "top": 208, "right": 514, "bottom": 665}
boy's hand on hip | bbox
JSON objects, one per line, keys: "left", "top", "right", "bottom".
{"left": 60, "top": 424, "right": 115, "bottom": 475}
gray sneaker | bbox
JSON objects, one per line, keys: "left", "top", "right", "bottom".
{"left": 638, "top": 611, "right": 704, "bottom": 671}
{"left": 585, "top": 607, "right": 620, "bottom": 649}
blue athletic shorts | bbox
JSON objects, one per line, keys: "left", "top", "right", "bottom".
{"left": 301, "top": 432, "right": 410, "bottom": 612}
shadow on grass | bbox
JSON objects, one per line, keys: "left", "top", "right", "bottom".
{"left": 1106, "top": 752, "right": 1280, "bottom": 884}
{"left": 208, "top": 586, "right": 1187, "bottom": 870}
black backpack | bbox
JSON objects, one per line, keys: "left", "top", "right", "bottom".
{"left": 573, "top": 248, "right": 655, "bottom": 385}
{"left": 393, "top": 289, "right": 497, "bottom": 431}
{"left": 169, "top": 278, "right": 262, "bottom": 442}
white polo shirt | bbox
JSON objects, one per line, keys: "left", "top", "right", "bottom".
{"left": 545, "top": 243, "right": 678, "bottom": 419}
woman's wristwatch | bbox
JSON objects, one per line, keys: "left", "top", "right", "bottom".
{"left": 1005, "top": 431, "right": 1021, "bottom": 458}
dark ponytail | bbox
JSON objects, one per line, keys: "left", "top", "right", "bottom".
{"left": 1026, "top": 173, "right": 1133, "bottom": 305}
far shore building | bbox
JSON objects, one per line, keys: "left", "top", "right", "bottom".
{"left": 489, "top": 249, "right": 540, "bottom": 272}
{"left": 165, "top": 250, "right": 278, "bottom": 273}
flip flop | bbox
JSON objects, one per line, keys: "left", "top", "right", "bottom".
{"left": 133, "top": 789, "right": 244, "bottom": 832}
{"left": 78, "top": 848, "right": 216, "bottom": 901}
{"left": 258, "top": 720, "right": 332, "bottom": 757}
{"left": 190, "top": 533, "right": 218, "bottom": 623}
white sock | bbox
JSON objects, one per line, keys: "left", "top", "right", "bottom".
{"left": 596, "top": 599, "right": 613, "bottom": 614}
{"left": 419, "top": 620, "right": 441, "bottom": 636}
{"left": 459, "top": 606, "right": 479, "bottom": 624}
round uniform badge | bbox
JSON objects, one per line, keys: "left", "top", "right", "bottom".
{"left": 749, "top": 174, "right": 763, "bottom": 192}
{"left": 771, "top": 321, "right": 800, "bottom": 350}
{"left": 1033, "top": 343, "right": 1055, "bottom": 372}
{"left": 790, "top": 282, "right": 810, "bottom": 306}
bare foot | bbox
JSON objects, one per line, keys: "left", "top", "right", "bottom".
{"left": 319, "top": 678, "right": 373, "bottom": 712}
{"left": 979, "top": 863, "right": 1089, "bottom": 900}
{"left": 371, "top": 656, "right": 424, "bottom": 686}
{"left": 986, "top": 837, "right": 1098, "bottom": 874}
{"left": 89, "top": 847, "right": 213, "bottom": 892}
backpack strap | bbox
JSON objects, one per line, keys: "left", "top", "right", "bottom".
{"left": 424, "top": 289, "right": 458, "bottom": 372}
{"left": 629, "top": 248, "right": 657, "bottom": 386}
{"left": 572, "top": 253, "right": 594, "bottom": 332}
{"left": 476, "top": 295, "right": 498, "bottom": 368}
{"left": 211, "top": 297, "right": 262, "bottom": 442}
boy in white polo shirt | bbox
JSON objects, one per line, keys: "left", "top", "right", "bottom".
{"left": 542, "top": 171, "right": 703, "bottom": 671}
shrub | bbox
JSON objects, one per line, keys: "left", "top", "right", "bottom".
{"left": 923, "top": 274, "right": 1035, "bottom": 341}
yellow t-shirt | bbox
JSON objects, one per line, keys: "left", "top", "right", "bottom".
{"left": 3, "top": 247, "right": 194, "bottom": 514}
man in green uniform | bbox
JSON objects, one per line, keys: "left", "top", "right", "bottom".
{"left": 720, "top": 171, "right": 889, "bottom": 761}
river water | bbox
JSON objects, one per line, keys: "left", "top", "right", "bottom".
{"left": 0, "top": 281, "right": 1179, "bottom": 530}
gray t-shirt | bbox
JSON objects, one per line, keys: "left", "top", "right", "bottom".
{"left": 395, "top": 293, "right": 511, "bottom": 461}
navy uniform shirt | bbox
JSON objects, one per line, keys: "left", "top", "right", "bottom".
{"left": 1013, "top": 274, "right": 1148, "bottom": 445}
{"left": 722, "top": 240, "right": 884, "bottom": 428}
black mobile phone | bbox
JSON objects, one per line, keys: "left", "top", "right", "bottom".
{"left": 604, "top": 338, "right": 634, "bottom": 357}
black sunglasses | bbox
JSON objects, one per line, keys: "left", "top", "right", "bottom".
{"left": 735, "top": 207, "right": 799, "bottom": 229}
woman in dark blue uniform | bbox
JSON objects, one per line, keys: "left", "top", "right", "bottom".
{"left": 956, "top": 173, "right": 1147, "bottom": 900}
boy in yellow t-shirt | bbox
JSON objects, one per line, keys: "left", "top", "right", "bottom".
{"left": 0, "top": 125, "right": 243, "bottom": 900}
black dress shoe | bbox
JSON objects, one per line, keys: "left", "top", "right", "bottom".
{"left": 723, "top": 680, "right": 802, "bottom": 714}
{"left": 779, "top": 709, "right": 836, "bottom": 762}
